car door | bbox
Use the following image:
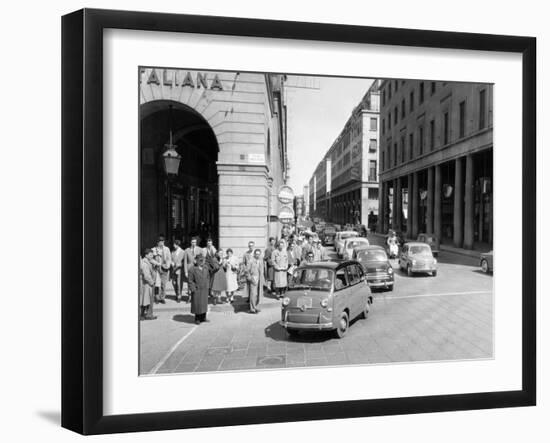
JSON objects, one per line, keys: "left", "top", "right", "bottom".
{"left": 333, "top": 266, "right": 350, "bottom": 319}
{"left": 345, "top": 264, "right": 361, "bottom": 319}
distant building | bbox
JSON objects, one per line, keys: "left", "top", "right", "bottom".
{"left": 377, "top": 79, "right": 493, "bottom": 249}
{"left": 307, "top": 80, "right": 381, "bottom": 226}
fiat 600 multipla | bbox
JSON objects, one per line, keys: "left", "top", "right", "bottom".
{"left": 280, "top": 261, "right": 372, "bottom": 338}
{"left": 398, "top": 242, "right": 438, "bottom": 276}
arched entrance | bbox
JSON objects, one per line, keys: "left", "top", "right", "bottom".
{"left": 140, "top": 100, "right": 219, "bottom": 249}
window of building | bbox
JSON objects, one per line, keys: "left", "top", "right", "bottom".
{"left": 443, "top": 111, "right": 450, "bottom": 145}
{"left": 388, "top": 83, "right": 392, "bottom": 99}
{"left": 388, "top": 111, "right": 391, "bottom": 129}
{"left": 401, "top": 99, "right": 405, "bottom": 118}
{"left": 400, "top": 136, "right": 405, "bottom": 163}
{"left": 459, "top": 100, "right": 466, "bottom": 138}
{"left": 382, "top": 118, "right": 385, "bottom": 135}
{"left": 479, "top": 89, "right": 486, "bottom": 129}
{"left": 410, "top": 90, "right": 414, "bottom": 112}
{"left": 368, "top": 187, "right": 379, "bottom": 200}
{"left": 369, "top": 160, "right": 377, "bottom": 181}
{"left": 394, "top": 80, "right": 398, "bottom": 91}
{"left": 394, "top": 143, "right": 397, "bottom": 166}
{"left": 370, "top": 117, "right": 377, "bottom": 131}
{"left": 430, "top": 119, "right": 435, "bottom": 150}
{"left": 431, "top": 81, "right": 436, "bottom": 95}
{"left": 382, "top": 90, "right": 386, "bottom": 106}
{"left": 409, "top": 133, "right": 414, "bottom": 159}
{"left": 419, "top": 82, "right": 425, "bottom": 104}
{"left": 394, "top": 107, "right": 398, "bottom": 124}
{"left": 369, "top": 139, "right": 377, "bottom": 152}
{"left": 419, "top": 126, "right": 424, "bottom": 155}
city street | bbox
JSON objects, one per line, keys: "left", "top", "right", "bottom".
{"left": 140, "top": 236, "right": 493, "bottom": 375}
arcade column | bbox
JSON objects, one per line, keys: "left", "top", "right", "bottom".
{"left": 434, "top": 164, "right": 442, "bottom": 240}
{"left": 463, "top": 154, "right": 475, "bottom": 249}
{"left": 453, "top": 157, "right": 464, "bottom": 247}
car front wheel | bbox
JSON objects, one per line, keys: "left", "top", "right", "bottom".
{"left": 481, "top": 259, "right": 489, "bottom": 273}
{"left": 407, "top": 264, "right": 413, "bottom": 277}
{"left": 335, "top": 312, "right": 349, "bottom": 338}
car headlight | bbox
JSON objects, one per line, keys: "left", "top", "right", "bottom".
{"left": 282, "top": 297, "right": 290, "bottom": 306}
{"left": 388, "top": 267, "right": 393, "bottom": 274}
{"left": 433, "top": 258, "right": 437, "bottom": 264}
{"left": 412, "top": 260, "right": 417, "bottom": 265}
{"left": 320, "top": 299, "right": 329, "bottom": 308}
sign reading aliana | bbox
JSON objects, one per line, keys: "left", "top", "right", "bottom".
{"left": 140, "top": 68, "right": 224, "bottom": 90}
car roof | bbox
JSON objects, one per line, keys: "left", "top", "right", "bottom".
{"left": 356, "top": 245, "right": 385, "bottom": 251}
{"left": 299, "top": 260, "right": 357, "bottom": 270}
{"left": 338, "top": 230, "right": 358, "bottom": 235}
{"left": 405, "top": 242, "right": 432, "bottom": 247}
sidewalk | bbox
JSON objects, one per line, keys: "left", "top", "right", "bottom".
{"left": 370, "top": 232, "right": 489, "bottom": 258}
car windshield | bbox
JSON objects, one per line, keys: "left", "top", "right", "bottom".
{"left": 409, "top": 245, "right": 433, "bottom": 256}
{"left": 289, "top": 268, "right": 333, "bottom": 291}
{"left": 357, "top": 250, "right": 387, "bottom": 262}
{"left": 347, "top": 240, "right": 367, "bottom": 248}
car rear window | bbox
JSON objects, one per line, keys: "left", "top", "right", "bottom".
{"left": 341, "top": 233, "right": 358, "bottom": 239}
{"left": 357, "top": 250, "right": 387, "bottom": 262}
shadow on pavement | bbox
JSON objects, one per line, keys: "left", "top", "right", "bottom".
{"left": 472, "top": 269, "right": 493, "bottom": 276}
{"left": 264, "top": 321, "right": 334, "bottom": 343}
{"left": 171, "top": 314, "right": 196, "bottom": 324}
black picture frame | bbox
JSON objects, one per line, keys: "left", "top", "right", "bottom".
{"left": 61, "top": 8, "right": 536, "bottom": 435}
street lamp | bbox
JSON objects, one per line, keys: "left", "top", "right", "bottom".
{"left": 162, "top": 105, "right": 181, "bottom": 177}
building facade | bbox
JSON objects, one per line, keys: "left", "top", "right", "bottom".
{"left": 140, "top": 68, "right": 288, "bottom": 255}
{"left": 377, "top": 79, "right": 493, "bottom": 249}
{"left": 308, "top": 80, "right": 381, "bottom": 226}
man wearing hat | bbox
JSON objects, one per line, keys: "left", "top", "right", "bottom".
{"left": 188, "top": 254, "right": 211, "bottom": 324}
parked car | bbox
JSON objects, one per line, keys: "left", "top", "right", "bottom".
{"left": 280, "top": 261, "right": 372, "bottom": 338}
{"left": 398, "top": 242, "right": 438, "bottom": 276}
{"left": 353, "top": 245, "right": 394, "bottom": 291}
{"left": 342, "top": 237, "right": 370, "bottom": 260}
{"left": 480, "top": 251, "right": 493, "bottom": 273}
{"left": 416, "top": 233, "right": 440, "bottom": 256}
{"left": 334, "top": 231, "right": 359, "bottom": 257}
{"left": 322, "top": 225, "right": 337, "bottom": 246}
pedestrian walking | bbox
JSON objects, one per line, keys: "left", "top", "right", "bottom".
{"left": 211, "top": 249, "right": 227, "bottom": 304}
{"left": 171, "top": 239, "right": 184, "bottom": 303}
{"left": 264, "top": 237, "right": 276, "bottom": 294}
{"left": 225, "top": 248, "right": 239, "bottom": 302}
{"left": 183, "top": 237, "right": 202, "bottom": 301}
{"left": 245, "top": 249, "right": 264, "bottom": 313}
{"left": 188, "top": 254, "right": 211, "bottom": 324}
{"left": 312, "top": 238, "right": 329, "bottom": 261}
{"left": 139, "top": 248, "right": 158, "bottom": 320}
{"left": 203, "top": 238, "right": 217, "bottom": 296}
{"left": 243, "top": 241, "right": 255, "bottom": 267}
{"left": 153, "top": 235, "right": 172, "bottom": 304}
{"left": 272, "top": 241, "right": 289, "bottom": 299}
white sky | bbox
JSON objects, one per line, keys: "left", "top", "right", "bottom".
{"left": 285, "top": 75, "right": 374, "bottom": 194}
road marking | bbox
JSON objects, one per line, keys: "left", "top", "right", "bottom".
{"left": 383, "top": 290, "right": 492, "bottom": 300}
{"left": 148, "top": 325, "right": 198, "bottom": 375}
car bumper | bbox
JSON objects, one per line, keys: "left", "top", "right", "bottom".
{"left": 280, "top": 320, "right": 334, "bottom": 330}
{"left": 411, "top": 266, "right": 436, "bottom": 273}
{"left": 367, "top": 278, "right": 394, "bottom": 287}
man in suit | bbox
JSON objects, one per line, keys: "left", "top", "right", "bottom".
{"left": 188, "top": 254, "right": 211, "bottom": 324}
{"left": 183, "top": 237, "right": 202, "bottom": 302}
{"left": 245, "top": 249, "right": 264, "bottom": 314}
{"left": 171, "top": 239, "right": 185, "bottom": 303}
{"left": 153, "top": 235, "right": 172, "bottom": 304}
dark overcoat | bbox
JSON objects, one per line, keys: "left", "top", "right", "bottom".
{"left": 188, "top": 265, "right": 210, "bottom": 315}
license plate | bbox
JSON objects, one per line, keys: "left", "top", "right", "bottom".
{"left": 297, "top": 297, "right": 312, "bottom": 308}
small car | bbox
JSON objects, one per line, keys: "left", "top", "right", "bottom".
{"left": 417, "top": 233, "right": 440, "bottom": 256}
{"left": 353, "top": 245, "right": 394, "bottom": 291}
{"left": 480, "top": 251, "right": 493, "bottom": 273}
{"left": 353, "top": 224, "right": 369, "bottom": 237}
{"left": 322, "top": 225, "right": 337, "bottom": 246}
{"left": 280, "top": 261, "right": 372, "bottom": 338}
{"left": 342, "top": 237, "right": 370, "bottom": 260}
{"left": 399, "top": 242, "right": 437, "bottom": 276}
{"left": 334, "top": 231, "right": 359, "bottom": 257}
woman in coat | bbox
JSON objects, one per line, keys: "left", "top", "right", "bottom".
{"left": 271, "top": 241, "right": 289, "bottom": 299}
{"left": 264, "top": 237, "right": 276, "bottom": 294}
{"left": 225, "top": 248, "right": 239, "bottom": 302}
{"left": 211, "top": 249, "right": 228, "bottom": 304}
{"left": 188, "top": 254, "right": 211, "bottom": 324}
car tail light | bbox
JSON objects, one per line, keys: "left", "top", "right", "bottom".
{"left": 282, "top": 297, "right": 290, "bottom": 306}
{"left": 388, "top": 267, "right": 393, "bottom": 274}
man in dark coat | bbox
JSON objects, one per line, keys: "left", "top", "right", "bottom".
{"left": 188, "top": 254, "right": 210, "bottom": 324}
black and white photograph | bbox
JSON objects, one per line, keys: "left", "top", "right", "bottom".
{"left": 138, "top": 68, "right": 494, "bottom": 375}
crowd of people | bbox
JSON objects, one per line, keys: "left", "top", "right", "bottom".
{"left": 139, "top": 231, "right": 329, "bottom": 324}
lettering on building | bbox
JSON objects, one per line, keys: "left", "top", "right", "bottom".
{"left": 141, "top": 69, "right": 224, "bottom": 91}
